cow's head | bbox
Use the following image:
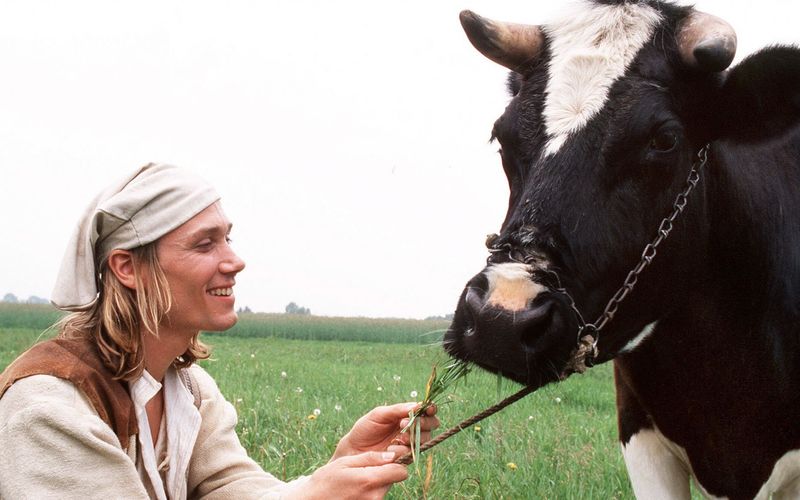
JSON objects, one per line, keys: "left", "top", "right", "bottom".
{"left": 445, "top": 0, "right": 800, "bottom": 387}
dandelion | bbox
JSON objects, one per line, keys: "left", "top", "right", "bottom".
{"left": 555, "top": 397, "right": 562, "bottom": 404}
{"left": 410, "top": 390, "right": 418, "bottom": 398}
{"left": 377, "top": 386, "right": 383, "bottom": 392}
{"left": 334, "top": 404, "right": 342, "bottom": 412}
{"left": 307, "top": 414, "right": 317, "bottom": 420}
{"left": 393, "top": 375, "right": 401, "bottom": 382}
{"left": 295, "top": 387, "right": 303, "bottom": 393}
{"left": 507, "top": 462, "right": 518, "bottom": 471}
{"left": 474, "top": 425, "right": 482, "bottom": 433}
{"left": 281, "top": 371, "right": 288, "bottom": 378}
{"left": 313, "top": 408, "right": 321, "bottom": 416}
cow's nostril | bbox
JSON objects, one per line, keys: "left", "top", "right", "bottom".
{"left": 519, "top": 301, "right": 555, "bottom": 352}
{"left": 464, "top": 288, "right": 485, "bottom": 335}
{"left": 465, "top": 288, "right": 484, "bottom": 313}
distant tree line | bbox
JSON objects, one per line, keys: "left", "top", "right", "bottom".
{"left": 285, "top": 302, "right": 311, "bottom": 315}
{"left": 424, "top": 313, "right": 455, "bottom": 321}
{"left": 2, "top": 293, "right": 48, "bottom": 305}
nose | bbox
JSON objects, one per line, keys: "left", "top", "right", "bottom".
{"left": 220, "top": 244, "right": 246, "bottom": 275}
{"left": 464, "top": 287, "right": 557, "bottom": 353}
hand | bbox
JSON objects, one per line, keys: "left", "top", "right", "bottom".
{"left": 332, "top": 402, "right": 440, "bottom": 461}
{"left": 302, "top": 451, "right": 407, "bottom": 500}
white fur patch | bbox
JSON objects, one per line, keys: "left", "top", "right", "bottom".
{"left": 542, "top": 2, "right": 662, "bottom": 155}
{"left": 620, "top": 321, "right": 657, "bottom": 354}
{"left": 484, "top": 263, "right": 544, "bottom": 312}
{"left": 754, "top": 449, "right": 800, "bottom": 499}
{"left": 623, "top": 427, "right": 800, "bottom": 499}
{"left": 622, "top": 428, "right": 693, "bottom": 500}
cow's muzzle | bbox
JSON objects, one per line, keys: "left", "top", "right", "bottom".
{"left": 445, "top": 268, "right": 579, "bottom": 387}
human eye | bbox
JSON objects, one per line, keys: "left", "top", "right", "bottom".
{"left": 195, "top": 238, "right": 214, "bottom": 250}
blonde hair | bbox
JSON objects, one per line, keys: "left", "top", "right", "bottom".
{"left": 58, "top": 242, "right": 210, "bottom": 380}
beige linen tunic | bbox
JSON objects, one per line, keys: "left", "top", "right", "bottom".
{"left": 0, "top": 364, "right": 310, "bottom": 499}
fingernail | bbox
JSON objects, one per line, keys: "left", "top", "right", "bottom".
{"left": 382, "top": 452, "right": 396, "bottom": 460}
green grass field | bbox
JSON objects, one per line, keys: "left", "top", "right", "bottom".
{"left": 1, "top": 304, "right": 637, "bottom": 498}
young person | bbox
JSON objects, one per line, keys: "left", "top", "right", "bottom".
{"left": 0, "top": 164, "right": 438, "bottom": 499}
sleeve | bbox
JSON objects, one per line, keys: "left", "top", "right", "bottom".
{"left": 186, "top": 365, "right": 312, "bottom": 500}
{"left": 0, "top": 375, "right": 149, "bottom": 500}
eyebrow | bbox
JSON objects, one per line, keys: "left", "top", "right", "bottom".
{"left": 187, "top": 222, "right": 233, "bottom": 240}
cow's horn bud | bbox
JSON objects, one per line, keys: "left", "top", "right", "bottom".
{"left": 677, "top": 10, "right": 737, "bottom": 72}
{"left": 459, "top": 10, "right": 544, "bottom": 72}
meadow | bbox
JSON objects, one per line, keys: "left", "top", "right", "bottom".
{"left": 1, "top": 304, "right": 640, "bottom": 498}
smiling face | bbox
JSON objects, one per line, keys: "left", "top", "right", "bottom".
{"left": 156, "top": 201, "right": 245, "bottom": 336}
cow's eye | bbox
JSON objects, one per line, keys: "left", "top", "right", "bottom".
{"left": 649, "top": 131, "right": 678, "bottom": 152}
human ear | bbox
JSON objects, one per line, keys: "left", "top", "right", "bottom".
{"left": 106, "top": 249, "right": 137, "bottom": 290}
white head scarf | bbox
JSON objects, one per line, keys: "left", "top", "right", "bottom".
{"left": 51, "top": 163, "right": 220, "bottom": 311}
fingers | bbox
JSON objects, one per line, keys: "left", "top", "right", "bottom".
{"left": 421, "top": 403, "right": 438, "bottom": 417}
{"left": 399, "top": 415, "right": 440, "bottom": 433}
{"left": 368, "top": 401, "right": 440, "bottom": 425}
{"left": 367, "top": 403, "right": 418, "bottom": 425}
{"left": 336, "top": 451, "right": 409, "bottom": 483}
{"left": 386, "top": 444, "right": 410, "bottom": 456}
{"left": 337, "top": 450, "right": 396, "bottom": 467}
{"left": 310, "top": 452, "right": 410, "bottom": 498}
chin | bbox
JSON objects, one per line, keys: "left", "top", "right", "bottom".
{"left": 216, "top": 312, "right": 240, "bottom": 331}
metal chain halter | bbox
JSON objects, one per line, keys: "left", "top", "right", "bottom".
{"left": 394, "top": 145, "right": 713, "bottom": 466}
{"left": 489, "top": 143, "right": 711, "bottom": 368}
{"left": 555, "top": 144, "right": 711, "bottom": 366}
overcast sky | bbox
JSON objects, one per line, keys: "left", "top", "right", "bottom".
{"left": 1, "top": 1, "right": 797, "bottom": 318}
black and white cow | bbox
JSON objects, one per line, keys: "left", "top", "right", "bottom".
{"left": 444, "top": 1, "right": 800, "bottom": 498}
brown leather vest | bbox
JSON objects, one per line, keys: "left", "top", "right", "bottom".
{"left": 0, "top": 337, "right": 138, "bottom": 449}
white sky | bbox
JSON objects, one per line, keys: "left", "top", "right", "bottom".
{"left": 1, "top": 1, "right": 796, "bottom": 318}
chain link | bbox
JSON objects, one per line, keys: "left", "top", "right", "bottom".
{"left": 577, "top": 144, "right": 711, "bottom": 347}
{"left": 486, "top": 145, "right": 711, "bottom": 362}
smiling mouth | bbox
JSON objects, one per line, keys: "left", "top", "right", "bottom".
{"left": 208, "top": 287, "right": 233, "bottom": 297}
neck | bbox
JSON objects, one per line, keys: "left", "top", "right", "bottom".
{"left": 142, "top": 326, "right": 195, "bottom": 381}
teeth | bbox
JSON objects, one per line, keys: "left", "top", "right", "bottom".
{"left": 209, "top": 288, "right": 232, "bottom": 296}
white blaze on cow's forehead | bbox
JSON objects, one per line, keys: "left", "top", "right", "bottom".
{"left": 542, "top": 2, "right": 662, "bottom": 156}
{"left": 484, "top": 262, "right": 546, "bottom": 312}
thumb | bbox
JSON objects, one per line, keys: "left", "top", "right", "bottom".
{"left": 336, "top": 451, "right": 398, "bottom": 468}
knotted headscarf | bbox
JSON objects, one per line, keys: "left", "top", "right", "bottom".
{"left": 51, "top": 163, "right": 220, "bottom": 311}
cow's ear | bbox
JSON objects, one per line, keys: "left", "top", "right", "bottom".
{"left": 717, "top": 46, "right": 800, "bottom": 141}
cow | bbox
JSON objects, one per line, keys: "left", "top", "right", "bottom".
{"left": 443, "top": 1, "right": 800, "bottom": 498}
